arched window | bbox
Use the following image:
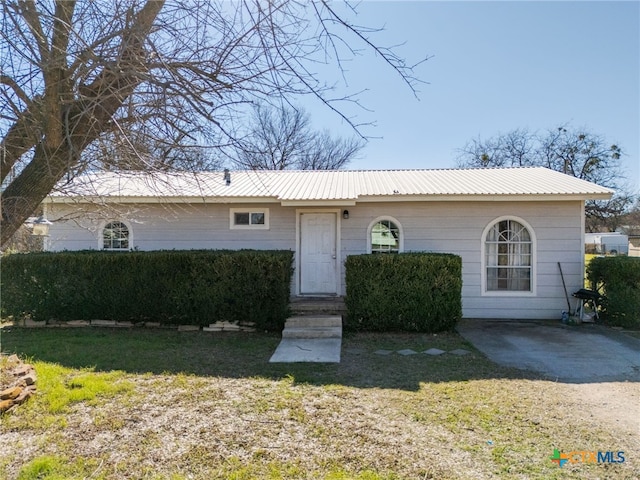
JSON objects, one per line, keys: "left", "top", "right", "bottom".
{"left": 484, "top": 217, "right": 534, "bottom": 292}
{"left": 368, "top": 217, "right": 402, "bottom": 253}
{"left": 102, "top": 221, "right": 130, "bottom": 250}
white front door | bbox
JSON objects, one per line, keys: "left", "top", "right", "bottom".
{"left": 300, "top": 213, "right": 338, "bottom": 295}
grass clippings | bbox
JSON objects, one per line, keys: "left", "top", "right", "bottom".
{"left": 1, "top": 327, "right": 638, "bottom": 479}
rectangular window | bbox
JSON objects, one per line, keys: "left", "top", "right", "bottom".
{"left": 230, "top": 208, "right": 269, "bottom": 229}
{"left": 486, "top": 266, "right": 531, "bottom": 291}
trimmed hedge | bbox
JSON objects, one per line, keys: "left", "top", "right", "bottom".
{"left": 586, "top": 256, "right": 640, "bottom": 329}
{"left": 0, "top": 250, "right": 294, "bottom": 331}
{"left": 345, "top": 253, "right": 462, "bottom": 332}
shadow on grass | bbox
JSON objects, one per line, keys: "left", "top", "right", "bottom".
{"left": 0, "top": 326, "right": 538, "bottom": 391}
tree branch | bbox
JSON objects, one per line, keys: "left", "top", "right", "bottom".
{"left": 0, "top": 73, "right": 30, "bottom": 105}
{"left": 16, "top": 0, "right": 50, "bottom": 64}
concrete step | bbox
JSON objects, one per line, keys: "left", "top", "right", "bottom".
{"left": 282, "top": 326, "right": 342, "bottom": 339}
{"left": 289, "top": 297, "right": 346, "bottom": 315}
{"left": 285, "top": 315, "right": 342, "bottom": 328}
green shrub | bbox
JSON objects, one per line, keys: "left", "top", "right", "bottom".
{"left": 586, "top": 256, "right": 640, "bottom": 328}
{"left": 0, "top": 250, "right": 293, "bottom": 331}
{"left": 345, "top": 253, "right": 462, "bottom": 332}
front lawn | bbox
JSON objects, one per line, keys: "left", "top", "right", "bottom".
{"left": 0, "top": 327, "right": 636, "bottom": 479}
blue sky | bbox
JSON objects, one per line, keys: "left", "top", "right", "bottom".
{"left": 301, "top": 1, "right": 639, "bottom": 193}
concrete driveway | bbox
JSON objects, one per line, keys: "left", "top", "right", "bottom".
{"left": 456, "top": 319, "right": 640, "bottom": 383}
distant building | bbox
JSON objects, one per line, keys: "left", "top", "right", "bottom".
{"left": 616, "top": 226, "right": 640, "bottom": 257}
{"left": 584, "top": 232, "right": 629, "bottom": 255}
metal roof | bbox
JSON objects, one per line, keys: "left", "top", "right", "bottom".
{"left": 47, "top": 167, "right": 614, "bottom": 204}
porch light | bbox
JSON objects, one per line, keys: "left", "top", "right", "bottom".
{"left": 31, "top": 216, "right": 52, "bottom": 236}
{"left": 342, "top": 210, "right": 349, "bottom": 219}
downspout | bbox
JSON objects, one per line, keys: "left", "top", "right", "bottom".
{"left": 580, "top": 200, "right": 586, "bottom": 286}
{"left": 42, "top": 202, "right": 50, "bottom": 252}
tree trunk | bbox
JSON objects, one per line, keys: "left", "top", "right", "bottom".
{"left": 0, "top": 0, "right": 165, "bottom": 248}
{"left": 1, "top": 144, "right": 78, "bottom": 246}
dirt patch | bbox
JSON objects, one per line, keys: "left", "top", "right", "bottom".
{"left": 566, "top": 381, "right": 640, "bottom": 450}
{"left": 2, "top": 329, "right": 639, "bottom": 479}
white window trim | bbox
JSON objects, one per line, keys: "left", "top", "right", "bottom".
{"left": 99, "top": 220, "right": 133, "bottom": 251}
{"left": 366, "top": 216, "right": 404, "bottom": 253}
{"left": 481, "top": 215, "right": 536, "bottom": 297}
{"left": 229, "top": 208, "right": 270, "bottom": 230}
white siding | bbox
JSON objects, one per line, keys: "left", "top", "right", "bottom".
{"left": 47, "top": 203, "right": 297, "bottom": 252}
{"left": 340, "top": 200, "right": 585, "bottom": 320}
{"left": 48, "top": 199, "right": 585, "bottom": 320}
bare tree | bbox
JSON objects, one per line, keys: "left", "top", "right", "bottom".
{"left": 458, "top": 128, "right": 537, "bottom": 168}
{"left": 231, "top": 104, "right": 364, "bottom": 170}
{"left": 90, "top": 130, "right": 222, "bottom": 172}
{"left": 457, "top": 125, "right": 635, "bottom": 230}
{"left": 299, "top": 130, "right": 363, "bottom": 170}
{"left": 0, "top": 0, "right": 423, "bottom": 247}
{"left": 619, "top": 198, "right": 640, "bottom": 232}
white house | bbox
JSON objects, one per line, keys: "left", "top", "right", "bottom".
{"left": 43, "top": 167, "right": 613, "bottom": 320}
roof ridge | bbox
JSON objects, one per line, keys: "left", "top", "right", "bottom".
{"left": 236, "top": 166, "right": 546, "bottom": 172}
{"left": 47, "top": 167, "right": 613, "bottom": 202}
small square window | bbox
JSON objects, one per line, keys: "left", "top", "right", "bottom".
{"left": 251, "top": 212, "right": 265, "bottom": 225}
{"left": 234, "top": 212, "right": 250, "bottom": 225}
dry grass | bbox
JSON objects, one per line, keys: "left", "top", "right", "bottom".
{"left": 1, "top": 327, "right": 638, "bottom": 479}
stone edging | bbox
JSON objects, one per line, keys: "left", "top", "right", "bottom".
{"left": 0, "top": 355, "right": 37, "bottom": 414}
{"left": 14, "top": 318, "right": 257, "bottom": 332}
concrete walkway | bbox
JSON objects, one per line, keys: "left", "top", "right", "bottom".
{"left": 456, "top": 319, "right": 640, "bottom": 382}
{"left": 269, "top": 315, "right": 342, "bottom": 363}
